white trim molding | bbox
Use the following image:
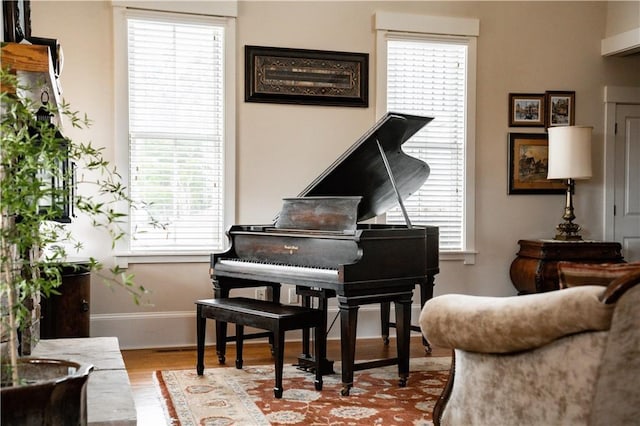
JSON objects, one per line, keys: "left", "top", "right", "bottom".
{"left": 601, "top": 27, "right": 640, "bottom": 56}
{"left": 111, "top": 0, "right": 238, "bottom": 17}
{"left": 90, "top": 304, "right": 426, "bottom": 349}
{"left": 375, "top": 11, "right": 479, "bottom": 36}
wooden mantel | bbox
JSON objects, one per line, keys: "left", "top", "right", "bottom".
{"left": 1, "top": 42, "right": 62, "bottom": 117}
{"left": 2, "top": 43, "right": 51, "bottom": 73}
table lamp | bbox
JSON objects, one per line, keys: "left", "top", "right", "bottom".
{"left": 547, "top": 126, "right": 593, "bottom": 240}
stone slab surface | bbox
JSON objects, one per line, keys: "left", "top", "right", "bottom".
{"left": 32, "top": 337, "right": 136, "bottom": 426}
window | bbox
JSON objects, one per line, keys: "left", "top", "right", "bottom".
{"left": 376, "top": 13, "right": 478, "bottom": 261}
{"left": 114, "top": 7, "right": 236, "bottom": 261}
{"left": 385, "top": 37, "right": 466, "bottom": 250}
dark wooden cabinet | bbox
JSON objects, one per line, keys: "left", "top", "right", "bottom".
{"left": 509, "top": 239, "right": 623, "bottom": 294}
{"left": 40, "top": 263, "right": 91, "bottom": 338}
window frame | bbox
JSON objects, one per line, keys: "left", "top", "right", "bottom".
{"left": 112, "top": 5, "right": 236, "bottom": 266}
{"left": 375, "top": 12, "right": 478, "bottom": 264}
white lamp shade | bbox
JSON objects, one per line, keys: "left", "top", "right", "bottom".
{"left": 547, "top": 126, "right": 593, "bottom": 180}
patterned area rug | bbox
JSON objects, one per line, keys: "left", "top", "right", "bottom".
{"left": 155, "top": 356, "right": 451, "bottom": 426}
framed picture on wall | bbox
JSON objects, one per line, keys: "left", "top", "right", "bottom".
{"left": 508, "top": 93, "right": 546, "bottom": 127}
{"left": 508, "top": 133, "right": 566, "bottom": 194}
{"left": 245, "top": 45, "right": 369, "bottom": 107}
{"left": 546, "top": 91, "right": 575, "bottom": 127}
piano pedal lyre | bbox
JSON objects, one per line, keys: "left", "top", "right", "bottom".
{"left": 296, "top": 286, "right": 335, "bottom": 376}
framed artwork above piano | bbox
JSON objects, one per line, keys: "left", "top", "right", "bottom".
{"left": 244, "top": 45, "right": 369, "bottom": 107}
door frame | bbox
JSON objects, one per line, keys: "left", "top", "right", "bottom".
{"left": 603, "top": 86, "right": 640, "bottom": 241}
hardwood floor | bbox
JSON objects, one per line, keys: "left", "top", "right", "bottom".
{"left": 122, "top": 336, "right": 450, "bottom": 425}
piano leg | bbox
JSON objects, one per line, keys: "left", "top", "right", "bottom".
{"left": 301, "top": 293, "right": 312, "bottom": 359}
{"left": 338, "top": 298, "right": 359, "bottom": 396}
{"left": 380, "top": 301, "right": 391, "bottom": 345}
{"left": 380, "top": 276, "right": 436, "bottom": 353}
{"left": 268, "top": 284, "right": 281, "bottom": 304}
{"left": 267, "top": 284, "right": 281, "bottom": 355}
{"left": 419, "top": 276, "right": 435, "bottom": 353}
{"left": 395, "top": 293, "right": 412, "bottom": 387}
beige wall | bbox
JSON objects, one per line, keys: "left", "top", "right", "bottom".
{"left": 30, "top": 1, "right": 640, "bottom": 348}
{"left": 605, "top": 1, "right": 640, "bottom": 37}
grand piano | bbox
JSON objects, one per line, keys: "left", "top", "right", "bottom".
{"left": 209, "top": 112, "right": 439, "bottom": 395}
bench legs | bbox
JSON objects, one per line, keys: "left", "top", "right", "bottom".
{"left": 235, "top": 324, "right": 244, "bottom": 369}
{"left": 216, "top": 319, "right": 228, "bottom": 364}
{"left": 273, "top": 328, "right": 285, "bottom": 398}
{"left": 313, "top": 313, "right": 324, "bottom": 392}
{"left": 196, "top": 301, "right": 324, "bottom": 399}
{"left": 196, "top": 304, "right": 205, "bottom": 375}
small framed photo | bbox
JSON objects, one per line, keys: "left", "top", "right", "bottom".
{"left": 508, "top": 133, "right": 566, "bottom": 195}
{"left": 509, "top": 93, "right": 546, "bottom": 127}
{"left": 546, "top": 91, "right": 575, "bottom": 127}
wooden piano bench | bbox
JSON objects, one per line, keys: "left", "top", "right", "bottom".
{"left": 195, "top": 297, "right": 325, "bottom": 398}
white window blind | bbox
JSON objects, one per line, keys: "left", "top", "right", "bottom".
{"left": 127, "top": 15, "right": 225, "bottom": 252}
{"left": 386, "top": 37, "right": 467, "bottom": 251}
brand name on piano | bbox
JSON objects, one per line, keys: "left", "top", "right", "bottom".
{"left": 284, "top": 245, "right": 299, "bottom": 254}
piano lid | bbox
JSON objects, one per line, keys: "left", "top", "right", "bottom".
{"left": 297, "top": 112, "right": 433, "bottom": 222}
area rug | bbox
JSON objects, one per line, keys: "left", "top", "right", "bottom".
{"left": 155, "top": 356, "right": 451, "bottom": 426}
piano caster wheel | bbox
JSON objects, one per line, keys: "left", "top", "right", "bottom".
{"left": 314, "top": 379, "right": 323, "bottom": 391}
{"left": 196, "top": 366, "right": 204, "bottom": 376}
{"left": 217, "top": 355, "right": 226, "bottom": 364}
{"left": 274, "top": 387, "right": 283, "bottom": 399}
{"left": 340, "top": 385, "right": 351, "bottom": 396}
{"left": 399, "top": 377, "right": 407, "bottom": 387}
{"left": 383, "top": 336, "right": 390, "bottom": 346}
{"left": 235, "top": 359, "right": 243, "bottom": 369}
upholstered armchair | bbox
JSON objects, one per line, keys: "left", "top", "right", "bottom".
{"left": 419, "top": 263, "right": 640, "bottom": 426}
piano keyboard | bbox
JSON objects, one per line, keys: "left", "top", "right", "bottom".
{"left": 217, "top": 259, "right": 338, "bottom": 278}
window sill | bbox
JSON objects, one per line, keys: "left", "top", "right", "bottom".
{"left": 440, "top": 250, "right": 477, "bottom": 265}
{"left": 115, "top": 252, "right": 211, "bottom": 268}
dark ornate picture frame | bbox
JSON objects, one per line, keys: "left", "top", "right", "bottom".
{"left": 546, "top": 91, "right": 575, "bottom": 128}
{"left": 245, "top": 45, "right": 368, "bottom": 107}
{"left": 508, "top": 133, "right": 566, "bottom": 194}
{"left": 508, "top": 93, "right": 546, "bottom": 127}
{"left": 3, "top": 0, "right": 31, "bottom": 42}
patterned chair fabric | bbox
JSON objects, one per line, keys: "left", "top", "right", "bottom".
{"left": 419, "top": 263, "right": 640, "bottom": 426}
{"left": 557, "top": 260, "right": 640, "bottom": 288}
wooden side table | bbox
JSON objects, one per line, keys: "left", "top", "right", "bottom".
{"left": 40, "top": 262, "right": 91, "bottom": 338}
{"left": 509, "top": 239, "right": 623, "bottom": 294}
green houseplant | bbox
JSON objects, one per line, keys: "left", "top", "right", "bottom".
{"left": 1, "top": 66, "right": 153, "bottom": 422}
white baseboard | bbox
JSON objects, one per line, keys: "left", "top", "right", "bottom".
{"left": 91, "top": 305, "right": 424, "bottom": 350}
